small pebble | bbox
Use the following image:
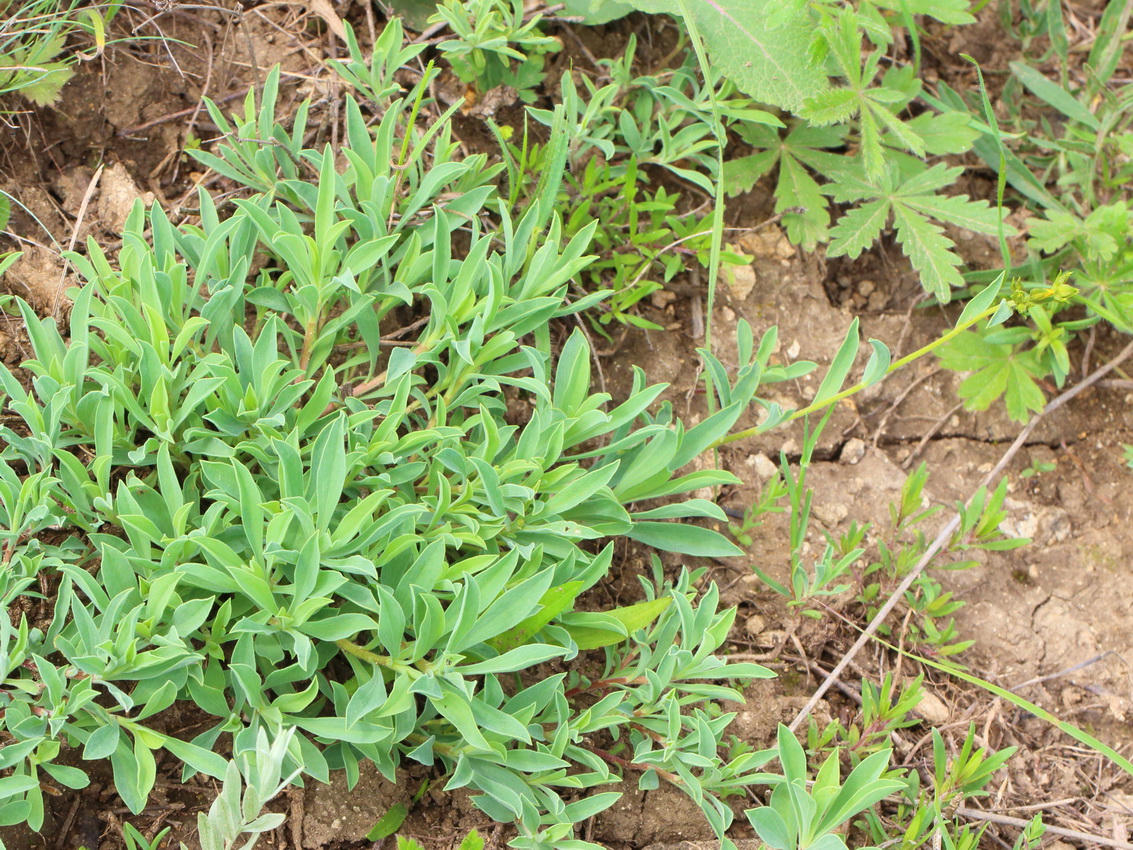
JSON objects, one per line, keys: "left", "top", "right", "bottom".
{"left": 841, "top": 437, "right": 866, "bottom": 465}
{"left": 748, "top": 453, "right": 777, "bottom": 479}
{"left": 915, "top": 691, "right": 951, "bottom": 725}
{"left": 813, "top": 502, "right": 849, "bottom": 526}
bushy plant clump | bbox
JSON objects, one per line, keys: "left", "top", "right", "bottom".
{"left": 0, "top": 33, "right": 835, "bottom": 849}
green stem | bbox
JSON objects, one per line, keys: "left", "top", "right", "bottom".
{"left": 336, "top": 638, "right": 421, "bottom": 678}
{"left": 717, "top": 303, "right": 999, "bottom": 447}
{"left": 582, "top": 743, "right": 683, "bottom": 785}
{"left": 675, "top": 0, "right": 725, "bottom": 418}
{"left": 299, "top": 318, "right": 318, "bottom": 372}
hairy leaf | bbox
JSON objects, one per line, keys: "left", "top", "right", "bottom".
{"left": 623, "top": 0, "right": 827, "bottom": 109}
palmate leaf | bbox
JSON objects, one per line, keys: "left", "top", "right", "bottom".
{"left": 857, "top": 107, "right": 885, "bottom": 181}
{"left": 799, "top": 88, "right": 859, "bottom": 125}
{"left": 826, "top": 201, "right": 888, "bottom": 260}
{"left": 891, "top": 205, "right": 966, "bottom": 300}
{"left": 905, "top": 111, "right": 980, "bottom": 156}
{"left": 1028, "top": 205, "right": 1128, "bottom": 262}
{"left": 938, "top": 331, "right": 1047, "bottom": 423}
{"left": 902, "top": 192, "right": 1006, "bottom": 234}
{"left": 871, "top": 0, "right": 975, "bottom": 25}
{"left": 775, "top": 158, "right": 831, "bottom": 250}
{"left": 869, "top": 100, "right": 925, "bottom": 158}
{"left": 722, "top": 150, "right": 779, "bottom": 195}
{"left": 725, "top": 123, "right": 847, "bottom": 249}
{"left": 827, "top": 163, "right": 1013, "bottom": 301}
{"left": 17, "top": 64, "right": 75, "bottom": 106}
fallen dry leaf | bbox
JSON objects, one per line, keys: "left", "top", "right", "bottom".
{"left": 300, "top": 0, "right": 347, "bottom": 42}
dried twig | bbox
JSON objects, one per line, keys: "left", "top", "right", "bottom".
{"left": 869, "top": 367, "right": 941, "bottom": 447}
{"left": 901, "top": 400, "right": 964, "bottom": 470}
{"left": 956, "top": 807, "right": 1133, "bottom": 850}
{"left": 49, "top": 162, "right": 105, "bottom": 319}
{"left": 788, "top": 338, "right": 1133, "bottom": 732}
{"left": 117, "top": 90, "right": 245, "bottom": 137}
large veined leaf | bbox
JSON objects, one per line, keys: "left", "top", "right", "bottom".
{"left": 623, "top": 0, "right": 827, "bottom": 110}
{"left": 562, "top": 0, "right": 636, "bottom": 24}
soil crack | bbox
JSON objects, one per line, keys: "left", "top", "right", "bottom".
{"left": 1028, "top": 591, "right": 1055, "bottom": 668}
{"left": 877, "top": 432, "right": 1082, "bottom": 449}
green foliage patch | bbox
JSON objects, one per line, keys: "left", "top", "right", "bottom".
{"left": 0, "top": 0, "right": 117, "bottom": 106}
{"left": 0, "top": 31, "right": 908, "bottom": 850}
{"left": 13, "top": 1, "right": 1124, "bottom": 846}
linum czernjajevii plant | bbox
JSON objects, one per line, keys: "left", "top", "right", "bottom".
{"left": 859, "top": 724, "right": 1019, "bottom": 850}
{"left": 0, "top": 32, "right": 922, "bottom": 850}
{"left": 744, "top": 417, "right": 1026, "bottom": 634}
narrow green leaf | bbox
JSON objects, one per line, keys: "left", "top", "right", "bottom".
{"left": 309, "top": 415, "right": 347, "bottom": 529}
{"left": 41, "top": 763, "right": 89, "bottom": 790}
{"left": 602, "top": 597, "right": 671, "bottom": 635}
{"left": 776, "top": 723, "right": 806, "bottom": 784}
{"left": 84, "top": 724, "right": 121, "bottom": 761}
{"left": 627, "top": 521, "right": 744, "bottom": 557}
{"left": 1047, "top": 0, "right": 1069, "bottom": 72}
{"left": 813, "top": 318, "right": 859, "bottom": 405}
{"left": 553, "top": 328, "right": 591, "bottom": 414}
{"left": 232, "top": 459, "right": 264, "bottom": 556}
{"left": 956, "top": 273, "right": 1006, "bottom": 327}
{"left": 1008, "top": 61, "right": 1098, "bottom": 130}
{"left": 160, "top": 736, "right": 228, "bottom": 780}
{"left": 989, "top": 299, "right": 1013, "bottom": 327}
{"left": 1087, "top": 0, "right": 1132, "bottom": 88}
{"left": 458, "top": 569, "right": 555, "bottom": 650}
{"left": 563, "top": 597, "right": 671, "bottom": 650}
{"left": 486, "top": 581, "right": 584, "bottom": 653}
{"left": 747, "top": 805, "right": 791, "bottom": 850}
{"left": 457, "top": 644, "right": 569, "bottom": 674}
{"left": 861, "top": 339, "right": 891, "bottom": 386}
{"left": 366, "top": 803, "right": 408, "bottom": 841}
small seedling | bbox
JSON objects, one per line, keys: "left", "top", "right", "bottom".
{"left": 1020, "top": 459, "right": 1056, "bottom": 479}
